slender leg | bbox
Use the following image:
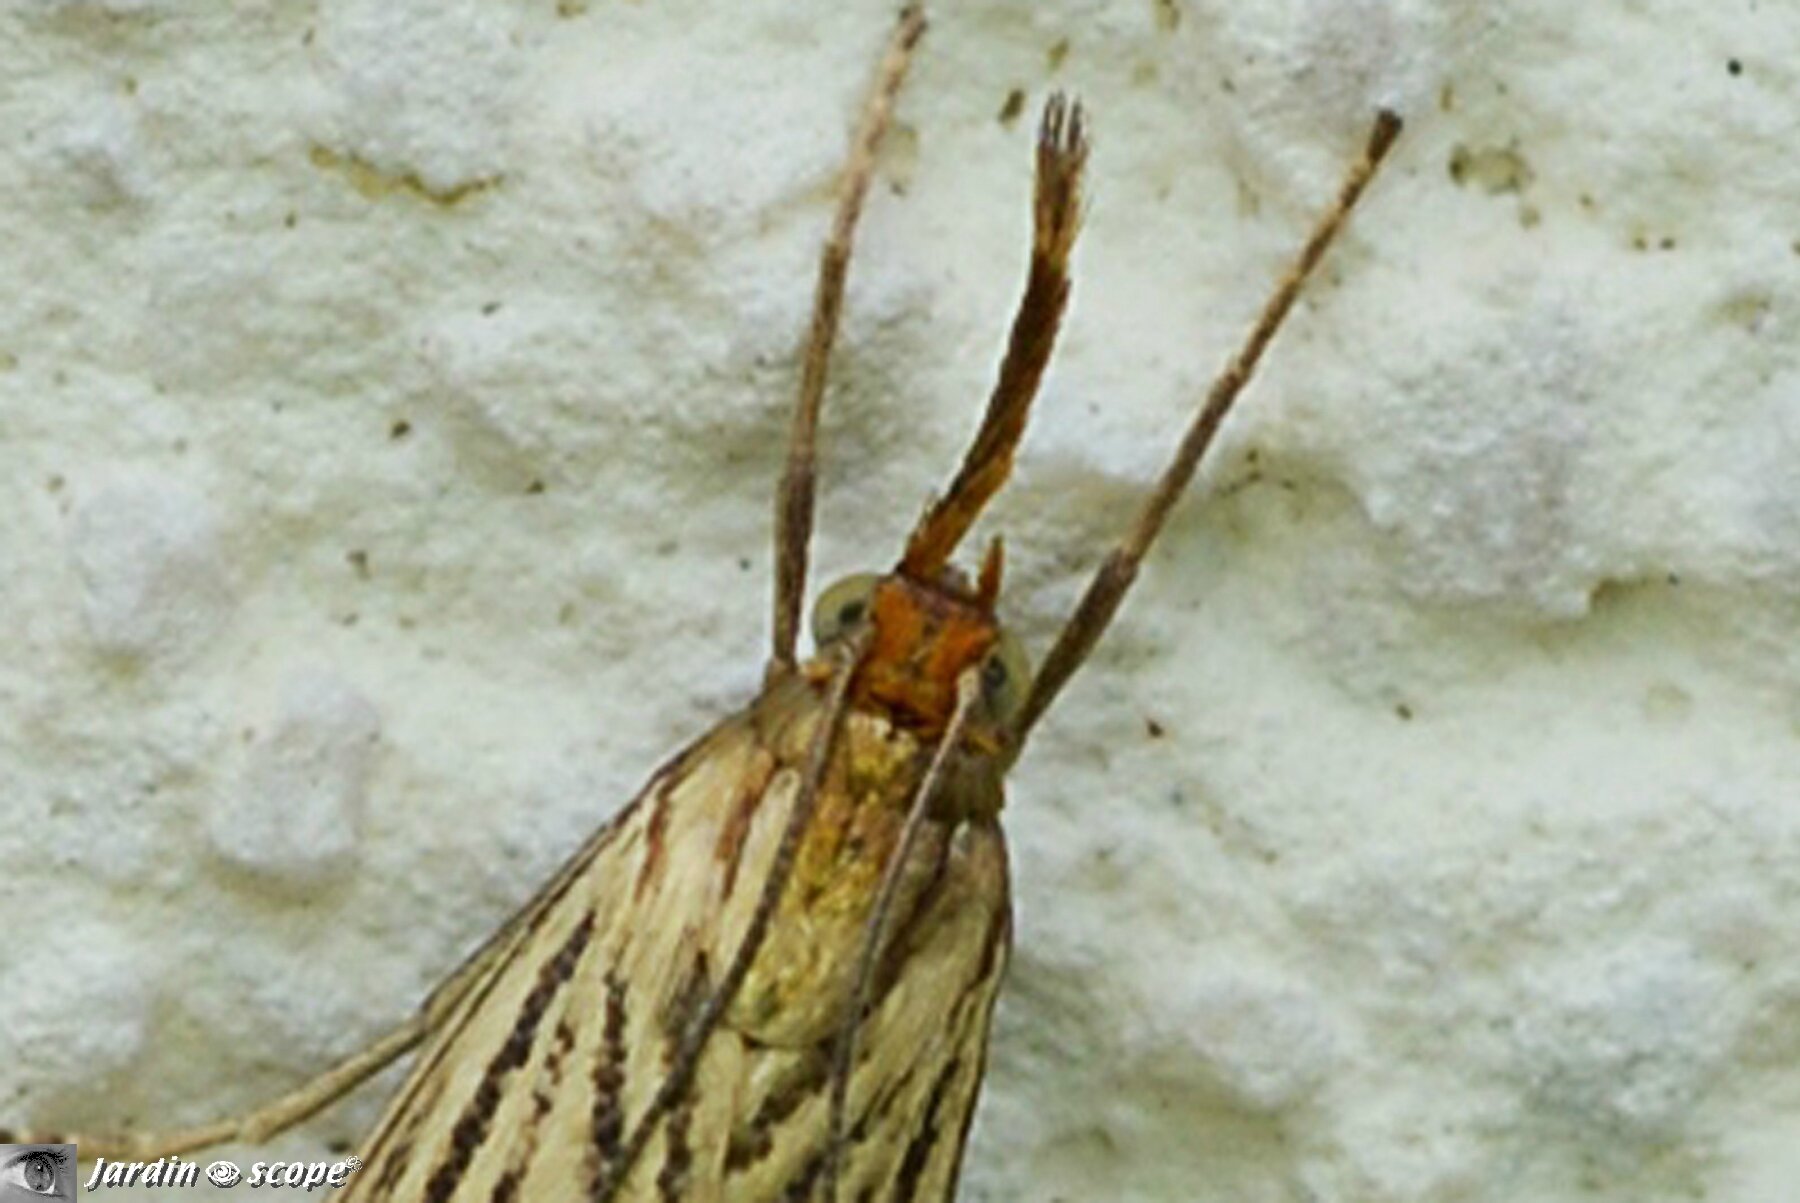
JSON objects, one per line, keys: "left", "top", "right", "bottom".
{"left": 899, "top": 95, "right": 1088, "bottom": 580}
{"left": 594, "top": 637, "right": 865, "bottom": 1203}
{"left": 0, "top": 1018, "right": 427, "bottom": 1162}
{"left": 770, "top": 6, "right": 927, "bottom": 679}
{"left": 0, "top": 802, "right": 598, "bottom": 1162}
{"left": 819, "top": 667, "right": 981, "bottom": 1202}
{"left": 1013, "top": 110, "right": 1403, "bottom": 745}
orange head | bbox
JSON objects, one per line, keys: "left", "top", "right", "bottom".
{"left": 856, "top": 574, "right": 996, "bottom": 734}
{"left": 810, "top": 540, "right": 1027, "bottom": 748}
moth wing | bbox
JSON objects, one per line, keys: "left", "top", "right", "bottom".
{"left": 707, "top": 820, "right": 1011, "bottom": 1203}
{"left": 339, "top": 708, "right": 777, "bottom": 1202}
{"left": 848, "top": 822, "right": 1009, "bottom": 1203}
{"left": 342, "top": 690, "right": 1010, "bottom": 1203}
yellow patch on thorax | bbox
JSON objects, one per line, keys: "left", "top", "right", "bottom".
{"left": 724, "top": 675, "right": 1000, "bottom": 1049}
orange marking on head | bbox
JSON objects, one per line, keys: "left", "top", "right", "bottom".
{"left": 852, "top": 576, "right": 998, "bottom": 735}
{"left": 976, "top": 538, "right": 1004, "bottom": 608}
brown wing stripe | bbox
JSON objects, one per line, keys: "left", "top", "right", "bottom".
{"left": 655, "top": 956, "right": 700, "bottom": 1202}
{"left": 723, "top": 1119, "right": 772, "bottom": 1176}
{"left": 725, "top": 1053, "right": 831, "bottom": 1174}
{"left": 779, "top": 1151, "right": 824, "bottom": 1203}
{"left": 656, "top": 1095, "right": 695, "bottom": 1202}
{"left": 635, "top": 782, "right": 674, "bottom": 900}
{"left": 541, "top": 1020, "right": 579, "bottom": 1114}
{"left": 715, "top": 754, "right": 777, "bottom": 900}
{"left": 419, "top": 912, "right": 595, "bottom": 1203}
{"left": 890, "top": 1056, "right": 960, "bottom": 1203}
{"left": 487, "top": 1169, "right": 520, "bottom": 1203}
{"left": 587, "top": 971, "right": 630, "bottom": 1194}
{"left": 492, "top": 1013, "right": 580, "bottom": 1201}
{"left": 933, "top": 909, "right": 1011, "bottom": 1202}
{"left": 852, "top": 1054, "right": 922, "bottom": 1142}
{"left": 367, "top": 1138, "right": 413, "bottom": 1198}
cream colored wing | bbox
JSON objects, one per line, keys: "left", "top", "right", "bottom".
{"left": 713, "top": 821, "right": 1010, "bottom": 1203}
{"left": 343, "top": 677, "right": 1011, "bottom": 1203}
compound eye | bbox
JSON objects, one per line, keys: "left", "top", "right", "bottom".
{"left": 979, "top": 629, "right": 1031, "bottom": 724}
{"left": 811, "top": 573, "right": 882, "bottom": 648}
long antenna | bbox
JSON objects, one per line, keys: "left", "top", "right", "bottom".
{"left": 769, "top": 6, "right": 926, "bottom": 678}
{"left": 1013, "top": 110, "right": 1403, "bottom": 745}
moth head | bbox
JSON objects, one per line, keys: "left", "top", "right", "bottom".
{"left": 811, "top": 540, "right": 1030, "bottom": 744}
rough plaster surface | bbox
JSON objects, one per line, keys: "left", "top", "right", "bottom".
{"left": 3, "top": 2, "right": 1798, "bottom": 1201}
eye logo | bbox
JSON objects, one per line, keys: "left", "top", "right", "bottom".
{"left": 205, "top": 1160, "right": 242, "bottom": 1187}
{"left": 1, "top": 1145, "right": 73, "bottom": 1199}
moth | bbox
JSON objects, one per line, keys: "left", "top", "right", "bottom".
{"left": 9, "top": 7, "right": 1400, "bottom": 1200}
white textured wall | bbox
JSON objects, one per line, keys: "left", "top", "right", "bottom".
{"left": 4, "top": 1, "right": 1798, "bottom": 1200}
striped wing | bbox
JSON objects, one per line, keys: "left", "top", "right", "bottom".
{"left": 343, "top": 677, "right": 1010, "bottom": 1203}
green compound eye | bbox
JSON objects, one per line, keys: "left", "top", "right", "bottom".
{"left": 810, "top": 573, "right": 883, "bottom": 648}
{"left": 979, "top": 629, "right": 1031, "bottom": 724}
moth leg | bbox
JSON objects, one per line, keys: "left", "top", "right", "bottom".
{"left": 0, "top": 1017, "right": 427, "bottom": 1162}
{"left": 0, "top": 847, "right": 559, "bottom": 1163}
{"left": 818, "top": 668, "right": 982, "bottom": 1201}
{"left": 770, "top": 4, "right": 926, "bottom": 678}
{"left": 899, "top": 95, "right": 1089, "bottom": 580}
{"left": 1012, "top": 110, "right": 1403, "bottom": 744}
{"left": 596, "top": 640, "right": 864, "bottom": 1203}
